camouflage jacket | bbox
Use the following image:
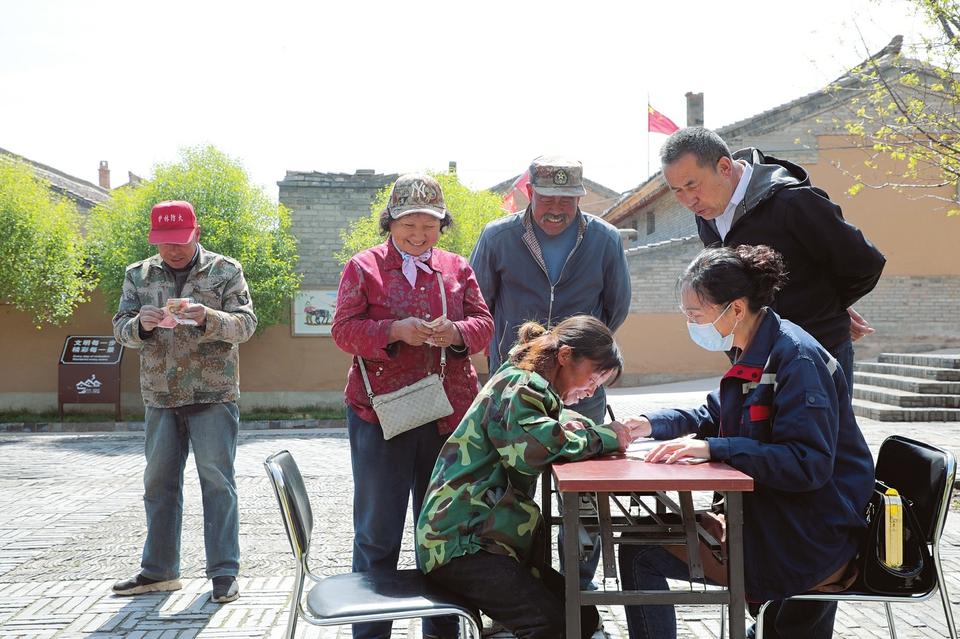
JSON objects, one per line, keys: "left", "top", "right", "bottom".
{"left": 112, "top": 245, "right": 257, "bottom": 408}
{"left": 415, "top": 363, "right": 620, "bottom": 573}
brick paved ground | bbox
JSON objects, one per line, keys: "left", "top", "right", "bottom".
{"left": 1, "top": 381, "right": 959, "bottom": 638}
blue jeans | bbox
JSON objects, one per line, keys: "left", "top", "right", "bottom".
{"left": 141, "top": 402, "right": 240, "bottom": 581}
{"left": 348, "top": 408, "right": 457, "bottom": 639}
{"left": 618, "top": 544, "right": 837, "bottom": 639}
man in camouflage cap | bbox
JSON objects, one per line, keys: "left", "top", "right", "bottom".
{"left": 470, "top": 154, "right": 631, "bottom": 590}
{"left": 111, "top": 200, "right": 257, "bottom": 604}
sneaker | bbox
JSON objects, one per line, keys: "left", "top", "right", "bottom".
{"left": 212, "top": 576, "right": 239, "bottom": 603}
{"left": 112, "top": 573, "right": 182, "bottom": 596}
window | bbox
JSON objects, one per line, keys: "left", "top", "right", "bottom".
{"left": 646, "top": 211, "right": 656, "bottom": 235}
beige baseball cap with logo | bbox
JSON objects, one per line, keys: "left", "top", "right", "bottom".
{"left": 387, "top": 174, "right": 448, "bottom": 219}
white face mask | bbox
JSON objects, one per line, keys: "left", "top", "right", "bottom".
{"left": 687, "top": 303, "right": 738, "bottom": 352}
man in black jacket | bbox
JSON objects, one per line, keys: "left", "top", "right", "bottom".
{"left": 661, "top": 126, "right": 886, "bottom": 391}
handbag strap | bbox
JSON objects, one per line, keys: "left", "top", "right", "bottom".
{"left": 358, "top": 271, "right": 447, "bottom": 401}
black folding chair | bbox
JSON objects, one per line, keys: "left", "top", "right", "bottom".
{"left": 748, "top": 435, "right": 958, "bottom": 639}
{"left": 264, "top": 450, "right": 481, "bottom": 639}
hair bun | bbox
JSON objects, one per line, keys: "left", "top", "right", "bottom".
{"left": 516, "top": 321, "right": 547, "bottom": 345}
{"left": 734, "top": 244, "right": 787, "bottom": 303}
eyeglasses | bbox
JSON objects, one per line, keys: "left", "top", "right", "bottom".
{"left": 679, "top": 302, "right": 731, "bottom": 323}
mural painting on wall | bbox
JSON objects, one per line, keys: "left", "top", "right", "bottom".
{"left": 292, "top": 289, "right": 337, "bottom": 336}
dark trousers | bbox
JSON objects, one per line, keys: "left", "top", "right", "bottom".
{"left": 831, "top": 339, "right": 855, "bottom": 401}
{"left": 619, "top": 543, "right": 837, "bottom": 639}
{"left": 428, "top": 551, "right": 599, "bottom": 639}
{"left": 347, "top": 407, "right": 457, "bottom": 639}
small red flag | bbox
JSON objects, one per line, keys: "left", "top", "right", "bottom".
{"left": 648, "top": 104, "right": 679, "bottom": 135}
{"left": 502, "top": 169, "right": 531, "bottom": 213}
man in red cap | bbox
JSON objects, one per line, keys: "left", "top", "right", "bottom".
{"left": 111, "top": 200, "right": 257, "bottom": 604}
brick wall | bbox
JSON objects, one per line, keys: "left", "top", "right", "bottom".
{"left": 278, "top": 170, "right": 398, "bottom": 287}
{"left": 625, "top": 236, "right": 702, "bottom": 313}
{"left": 618, "top": 197, "right": 696, "bottom": 247}
{"left": 854, "top": 275, "right": 960, "bottom": 358}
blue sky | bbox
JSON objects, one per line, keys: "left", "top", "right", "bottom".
{"left": 0, "top": 0, "right": 935, "bottom": 200}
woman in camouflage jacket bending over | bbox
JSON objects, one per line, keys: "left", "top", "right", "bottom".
{"left": 415, "top": 315, "right": 646, "bottom": 639}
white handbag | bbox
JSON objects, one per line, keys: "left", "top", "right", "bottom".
{"left": 357, "top": 272, "right": 453, "bottom": 440}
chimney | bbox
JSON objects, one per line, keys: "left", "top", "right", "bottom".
{"left": 448, "top": 160, "right": 457, "bottom": 175}
{"left": 685, "top": 92, "right": 704, "bottom": 127}
{"left": 98, "top": 161, "right": 110, "bottom": 189}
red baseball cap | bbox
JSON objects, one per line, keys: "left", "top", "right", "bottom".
{"left": 149, "top": 201, "right": 198, "bottom": 245}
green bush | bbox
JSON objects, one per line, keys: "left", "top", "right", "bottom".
{"left": 0, "top": 159, "right": 96, "bottom": 325}
{"left": 87, "top": 146, "right": 301, "bottom": 330}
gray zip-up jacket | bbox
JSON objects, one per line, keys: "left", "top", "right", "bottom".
{"left": 469, "top": 209, "right": 631, "bottom": 421}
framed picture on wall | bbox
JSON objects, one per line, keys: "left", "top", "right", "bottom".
{"left": 292, "top": 289, "right": 338, "bottom": 336}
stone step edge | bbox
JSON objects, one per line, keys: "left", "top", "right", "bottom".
{"left": 853, "top": 372, "right": 960, "bottom": 392}
{"left": 0, "top": 418, "right": 348, "bottom": 434}
{"left": 854, "top": 362, "right": 960, "bottom": 381}
{"left": 852, "top": 398, "right": 960, "bottom": 421}
{"left": 854, "top": 384, "right": 960, "bottom": 407}
{"left": 878, "top": 353, "right": 960, "bottom": 368}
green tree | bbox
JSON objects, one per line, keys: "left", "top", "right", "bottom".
{"left": 837, "top": 4, "right": 960, "bottom": 214}
{"left": 87, "top": 146, "right": 301, "bottom": 329}
{"left": 336, "top": 172, "right": 507, "bottom": 263}
{"left": 0, "top": 159, "right": 97, "bottom": 325}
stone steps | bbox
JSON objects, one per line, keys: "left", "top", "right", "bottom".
{"left": 855, "top": 361, "right": 960, "bottom": 381}
{"left": 853, "top": 384, "right": 960, "bottom": 408}
{"left": 852, "top": 371, "right": 960, "bottom": 395}
{"left": 853, "top": 352, "right": 960, "bottom": 422}
{"left": 852, "top": 398, "right": 960, "bottom": 422}
{"left": 879, "top": 353, "right": 960, "bottom": 369}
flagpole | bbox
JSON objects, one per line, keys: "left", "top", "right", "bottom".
{"left": 646, "top": 92, "right": 650, "bottom": 179}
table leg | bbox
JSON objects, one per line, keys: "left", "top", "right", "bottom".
{"left": 725, "top": 491, "right": 747, "bottom": 639}
{"left": 542, "top": 471, "right": 552, "bottom": 567}
{"left": 562, "top": 490, "right": 582, "bottom": 639}
{"left": 596, "top": 492, "right": 617, "bottom": 581}
{"left": 678, "top": 492, "right": 704, "bottom": 582}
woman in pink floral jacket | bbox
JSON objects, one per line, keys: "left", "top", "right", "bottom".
{"left": 331, "top": 174, "right": 493, "bottom": 639}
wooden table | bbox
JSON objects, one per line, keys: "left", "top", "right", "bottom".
{"left": 549, "top": 455, "right": 754, "bottom": 639}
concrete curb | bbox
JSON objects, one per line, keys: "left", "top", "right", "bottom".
{"left": 0, "top": 418, "right": 347, "bottom": 433}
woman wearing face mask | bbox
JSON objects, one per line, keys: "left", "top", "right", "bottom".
{"left": 620, "top": 245, "right": 874, "bottom": 639}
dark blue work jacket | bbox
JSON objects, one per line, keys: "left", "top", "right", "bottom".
{"left": 647, "top": 310, "right": 874, "bottom": 601}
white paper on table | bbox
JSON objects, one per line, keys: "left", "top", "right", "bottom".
{"left": 625, "top": 436, "right": 710, "bottom": 464}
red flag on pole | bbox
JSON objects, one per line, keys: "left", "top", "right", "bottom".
{"left": 502, "top": 169, "right": 531, "bottom": 213}
{"left": 648, "top": 104, "right": 679, "bottom": 135}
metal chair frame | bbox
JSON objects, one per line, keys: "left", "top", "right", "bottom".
{"left": 722, "top": 435, "right": 958, "bottom": 639}
{"left": 264, "top": 450, "right": 481, "bottom": 639}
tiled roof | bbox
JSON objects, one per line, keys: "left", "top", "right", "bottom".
{"left": 0, "top": 146, "right": 109, "bottom": 208}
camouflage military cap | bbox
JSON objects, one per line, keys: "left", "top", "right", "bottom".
{"left": 387, "top": 173, "right": 447, "bottom": 220}
{"left": 529, "top": 155, "right": 586, "bottom": 197}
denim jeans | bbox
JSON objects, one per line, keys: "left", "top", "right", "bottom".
{"left": 347, "top": 408, "right": 457, "bottom": 639}
{"left": 141, "top": 402, "right": 239, "bottom": 581}
{"left": 617, "top": 544, "right": 837, "bottom": 639}
{"left": 428, "top": 551, "right": 600, "bottom": 639}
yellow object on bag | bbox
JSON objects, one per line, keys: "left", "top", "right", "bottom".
{"left": 883, "top": 488, "right": 903, "bottom": 569}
